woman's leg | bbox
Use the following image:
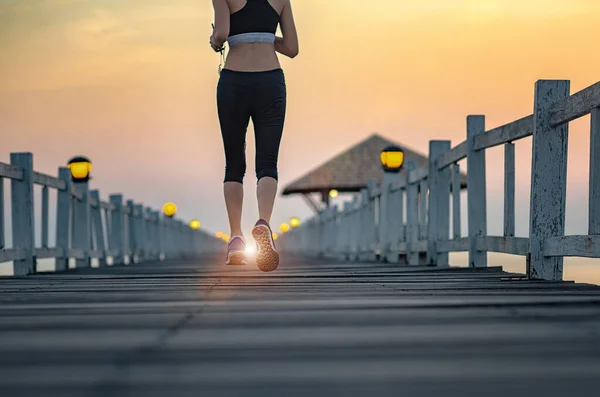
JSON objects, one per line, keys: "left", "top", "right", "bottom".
{"left": 252, "top": 70, "right": 287, "bottom": 224}
{"left": 217, "top": 72, "right": 251, "bottom": 237}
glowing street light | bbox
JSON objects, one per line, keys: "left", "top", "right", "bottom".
{"left": 216, "top": 231, "right": 224, "bottom": 239}
{"left": 290, "top": 217, "right": 301, "bottom": 228}
{"left": 280, "top": 223, "right": 290, "bottom": 233}
{"left": 329, "top": 189, "right": 339, "bottom": 198}
{"left": 189, "top": 219, "right": 201, "bottom": 230}
{"left": 380, "top": 145, "right": 405, "bottom": 173}
{"left": 272, "top": 232, "right": 279, "bottom": 241}
{"left": 67, "top": 156, "right": 92, "bottom": 183}
{"left": 162, "top": 202, "right": 177, "bottom": 218}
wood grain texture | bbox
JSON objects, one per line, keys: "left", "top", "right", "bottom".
{"left": 452, "top": 164, "right": 461, "bottom": 239}
{"left": 32, "top": 172, "right": 65, "bottom": 190}
{"left": 0, "top": 163, "right": 23, "bottom": 180}
{"left": 467, "top": 116, "right": 488, "bottom": 268}
{"left": 528, "top": 80, "right": 570, "bottom": 281}
{"left": 41, "top": 186, "right": 49, "bottom": 248}
{"left": 55, "top": 168, "right": 71, "bottom": 272}
{"left": 550, "top": 81, "right": 600, "bottom": 127}
{"left": 428, "top": 141, "right": 451, "bottom": 267}
{"left": 406, "top": 162, "right": 419, "bottom": 265}
{"left": 473, "top": 115, "right": 533, "bottom": 151}
{"left": 437, "top": 141, "right": 467, "bottom": 170}
{"left": 504, "top": 143, "right": 515, "bottom": 238}
{"left": 590, "top": 108, "right": 600, "bottom": 235}
{"left": 10, "top": 153, "right": 35, "bottom": 276}
{"left": 543, "top": 235, "right": 600, "bottom": 258}
{"left": 477, "top": 236, "right": 529, "bottom": 256}
{"left": 2, "top": 256, "right": 600, "bottom": 397}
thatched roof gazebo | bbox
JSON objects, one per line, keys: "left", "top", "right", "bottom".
{"left": 282, "top": 134, "right": 467, "bottom": 212}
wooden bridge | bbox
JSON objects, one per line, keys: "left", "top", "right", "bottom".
{"left": 1, "top": 79, "right": 600, "bottom": 396}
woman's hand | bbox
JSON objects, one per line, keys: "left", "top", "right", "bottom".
{"left": 210, "top": 33, "right": 224, "bottom": 52}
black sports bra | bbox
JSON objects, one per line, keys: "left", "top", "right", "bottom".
{"left": 227, "top": 0, "right": 280, "bottom": 46}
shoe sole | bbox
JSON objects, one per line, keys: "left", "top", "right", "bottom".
{"left": 226, "top": 250, "right": 247, "bottom": 266}
{"left": 252, "top": 225, "right": 279, "bottom": 272}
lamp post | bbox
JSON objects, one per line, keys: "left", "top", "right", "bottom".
{"left": 379, "top": 145, "right": 405, "bottom": 263}
{"left": 380, "top": 145, "right": 405, "bottom": 173}
{"left": 162, "top": 202, "right": 177, "bottom": 218}
{"left": 68, "top": 156, "right": 92, "bottom": 268}
{"left": 189, "top": 219, "right": 201, "bottom": 230}
{"left": 290, "top": 217, "right": 301, "bottom": 228}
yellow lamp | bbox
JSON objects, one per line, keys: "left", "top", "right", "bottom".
{"left": 329, "top": 189, "right": 339, "bottom": 198}
{"left": 189, "top": 219, "right": 201, "bottom": 230}
{"left": 290, "top": 217, "right": 301, "bottom": 228}
{"left": 280, "top": 223, "right": 290, "bottom": 233}
{"left": 67, "top": 156, "right": 92, "bottom": 183}
{"left": 222, "top": 233, "right": 230, "bottom": 242}
{"left": 216, "top": 231, "right": 223, "bottom": 239}
{"left": 272, "top": 232, "right": 279, "bottom": 241}
{"left": 380, "top": 145, "right": 405, "bottom": 173}
{"left": 162, "top": 202, "right": 177, "bottom": 217}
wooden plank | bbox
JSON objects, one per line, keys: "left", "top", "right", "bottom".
{"left": 543, "top": 235, "right": 600, "bottom": 258}
{"left": 109, "top": 195, "right": 125, "bottom": 265}
{"left": 0, "top": 248, "right": 26, "bottom": 263}
{"left": 55, "top": 168, "right": 71, "bottom": 272}
{"left": 590, "top": 107, "right": 600, "bottom": 235}
{"left": 437, "top": 238, "right": 469, "bottom": 253}
{"left": 467, "top": 116, "right": 488, "bottom": 268}
{"left": 0, "top": 177, "right": 4, "bottom": 249}
{"left": 100, "top": 201, "right": 113, "bottom": 211}
{"left": 405, "top": 161, "right": 419, "bottom": 265}
{"left": 504, "top": 143, "right": 515, "bottom": 237}
{"left": 452, "top": 164, "right": 461, "bottom": 239}
{"left": 477, "top": 236, "right": 529, "bottom": 256}
{"left": 408, "top": 168, "right": 428, "bottom": 184}
{"left": 32, "top": 171, "right": 65, "bottom": 190}
{"left": 437, "top": 141, "right": 467, "bottom": 170}
{"left": 390, "top": 179, "right": 406, "bottom": 193}
{"left": 72, "top": 183, "right": 91, "bottom": 268}
{"left": 0, "top": 162, "right": 23, "bottom": 180}
{"left": 550, "top": 81, "right": 600, "bottom": 127}
{"left": 10, "top": 153, "right": 35, "bottom": 276}
{"left": 89, "top": 190, "right": 107, "bottom": 267}
{"left": 88, "top": 196, "right": 99, "bottom": 208}
{"left": 428, "top": 141, "right": 451, "bottom": 267}
{"left": 41, "top": 186, "right": 49, "bottom": 248}
{"left": 473, "top": 115, "right": 534, "bottom": 151}
{"left": 529, "top": 80, "right": 570, "bottom": 281}
{"left": 419, "top": 180, "right": 428, "bottom": 240}
{"left": 36, "top": 247, "right": 64, "bottom": 259}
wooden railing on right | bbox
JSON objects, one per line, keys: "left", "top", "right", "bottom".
{"left": 280, "top": 79, "right": 600, "bottom": 281}
{"left": 0, "top": 153, "right": 223, "bottom": 276}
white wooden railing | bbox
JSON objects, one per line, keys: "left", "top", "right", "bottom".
{"left": 280, "top": 79, "right": 600, "bottom": 281}
{"left": 0, "top": 152, "right": 222, "bottom": 276}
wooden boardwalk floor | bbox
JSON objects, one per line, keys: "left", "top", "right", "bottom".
{"left": 1, "top": 256, "right": 600, "bottom": 396}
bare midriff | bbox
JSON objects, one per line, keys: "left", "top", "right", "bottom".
{"left": 224, "top": 43, "right": 281, "bottom": 72}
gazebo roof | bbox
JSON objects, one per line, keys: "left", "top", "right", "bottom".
{"left": 282, "top": 133, "right": 466, "bottom": 196}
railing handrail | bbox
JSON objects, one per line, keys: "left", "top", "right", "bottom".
{"left": 0, "top": 154, "right": 223, "bottom": 276}
{"left": 280, "top": 79, "right": 600, "bottom": 282}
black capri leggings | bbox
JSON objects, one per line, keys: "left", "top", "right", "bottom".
{"left": 217, "top": 68, "right": 286, "bottom": 184}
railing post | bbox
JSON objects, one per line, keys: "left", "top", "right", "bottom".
{"left": 10, "top": 153, "right": 35, "bottom": 275}
{"left": 528, "top": 80, "right": 570, "bottom": 280}
{"left": 56, "top": 167, "right": 71, "bottom": 272}
{"left": 72, "top": 181, "right": 91, "bottom": 268}
{"left": 90, "top": 190, "right": 107, "bottom": 267}
{"left": 452, "top": 164, "right": 461, "bottom": 239}
{"left": 467, "top": 115, "right": 487, "bottom": 268}
{"left": 589, "top": 107, "right": 600, "bottom": 235}
{"left": 379, "top": 172, "right": 400, "bottom": 262}
{"left": 427, "top": 141, "right": 451, "bottom": 267}
{"left": 406, "top": 161, "right": 420, "bottom": 265}
{"left": 419, "top": 180, "right": 428, "bottom": 241}
{"left": 134, "top": 204, "right": 146, "bottom": 262}
{"left": 109, "top": 194, "right": 125, "bottom": 265}
{"left": 504, "top": 143, "right": 516, "bottom": 237}
{"left": 127, "top": 200, "right": 137, "bottom": 263}
{"left": 367, "top": 179, "right": 378, "bottom": 261}
{"left": 349, "top": 196, "right": 359, "bottom": 261}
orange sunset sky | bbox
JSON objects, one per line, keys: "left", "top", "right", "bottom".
{"left": 1, "top": 0, "right": 600, "bottom": 280}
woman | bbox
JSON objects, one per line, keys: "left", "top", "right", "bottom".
{"left": 210, "top": 0, "right": 299, "bottom": 272}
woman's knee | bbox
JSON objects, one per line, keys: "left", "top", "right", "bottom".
{"left": 224, "top": 164, "right": 246, "bottom": 184}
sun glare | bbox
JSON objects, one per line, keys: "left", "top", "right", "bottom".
{"left": 245, "top": 243, "right": 257, "bottom": 256}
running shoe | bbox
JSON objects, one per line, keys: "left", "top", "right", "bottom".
{"left": 226, "top": 236, "right": 247, "bottom": 266}
{"left": 252, "top": 219, "right": 279, "bottom": 272}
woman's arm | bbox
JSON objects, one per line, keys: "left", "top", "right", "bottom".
{"left": 211, "top": 0, "right": 230, "bottom": 50}
{"left": 275, "top": 0, "right": 299, "bottom": 58}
